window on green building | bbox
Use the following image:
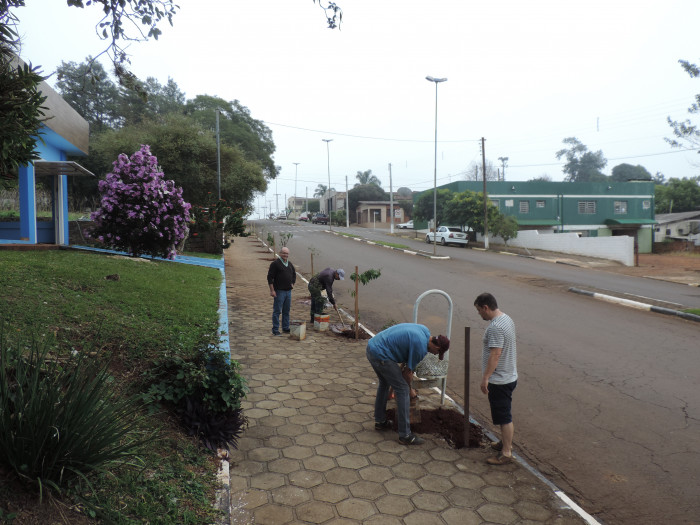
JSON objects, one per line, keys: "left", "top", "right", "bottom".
{"left": 519, "top": 201, "right": 529, "bottom": 213}
{"left": 578, "top": 201, "right": 596, "bottom": 214}
{"left": 536, "top": 200, "right": 545, "bottom": 208}
{"left": 614, "top": 201, "right": 628, "bottom": 214}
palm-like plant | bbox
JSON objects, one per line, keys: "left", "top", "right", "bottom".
{"left": 355, "top": 170, "right": 382, "bottom": 187}
{"left": 314, "top": 184, "right": 328, "bottom": 198}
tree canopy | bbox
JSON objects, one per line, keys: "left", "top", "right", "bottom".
{"left": 666, "top": 60, "right": 700, "bottom": 154}
{"left": 610, "top": 163, "right": 652, "bottom": 182}
{"left": 555, "top": 137, "right": 608, "bottom": 182}
{"left": 354, "top": 169, "right": 381, "bottom": 187}
{"left": 348, "top": 184, "right": 388, "bottom": 223}
{"left": 412, "top": 189, "right": 453, "bottom": 227}
{"left": 655, "top": 177, "right": 700, "bottom": 213}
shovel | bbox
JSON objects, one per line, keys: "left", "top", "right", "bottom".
{"left": 334, "top": 305, "right": 347, "bottom": 328}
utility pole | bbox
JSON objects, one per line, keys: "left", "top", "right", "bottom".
{"left": 345, "top": 176, "right": 349, "bottom": 228}
{"left": 216, "top": 109, "right": 221, "bottom": 200}
{"left": 322, "top": 139, "right": 333, "bottom": 231}
{"left": 293, "top": 163, "right": 300, "bottom": 217}
{"left": 498, "top": 156, "right": 509, "bottom": 181}
{"left": 389, "top": 163, "right": 394, "bottom": 234}
{"left": 482, "top": 137, "right": 489, "bottom": 250}
{"left": 274, "top": 194, "right": 280, "bottom": 216}
{"left": 305, "top": 187, "right": 308, "bottom": 212}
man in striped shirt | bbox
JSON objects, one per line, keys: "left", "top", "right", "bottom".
{"left": 474, "top": 292, "right": 518, "bottom": 465}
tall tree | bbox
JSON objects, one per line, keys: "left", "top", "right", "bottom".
{"left": 354, "top": 169, "right": 381, "bottom": 187}
{"left": 87, "top": 114, "right": 267, "bottom": 208}
{"left": 313, "top": 184, "right": 327, "bottom": 198}
{"left": 462, "top": 160, "right": 499, "bottom": 181}
{"left": 186, "top": 95, "right": 278, "bottom": 179}
{"left": 555, "top": 137, "right": 608, "bottom": 182}
{"left": 667, "top": 60, "right": 700, "bottom": 155}
{"left": 654, "top": 177, "right": 700, "bottom": 213}
{"left": 442, "top": 190, "right": 500, "bottom": 235}
{"left": 412, "top": 188, "right": 453, "bottom": 227}
{"left": 347, "top": 184, "right": 388, "bottom": 224}
{"left": 56, "top": 58, "right": 122, "bottom": 132}
{"left": 610, "top": 163, "right": 652, "bottom": 182}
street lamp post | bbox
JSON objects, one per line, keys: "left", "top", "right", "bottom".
{"left": 426, "top": 75, "right": 447, "bottom": 256}
{"left": 293, "top": 162, "right": 300, "bottom": 217}
{"left": 216, "top": 109, "right": 221, "bottom": 200}
{"left": 322, "top": 139, "right": 333, "bottom": 232}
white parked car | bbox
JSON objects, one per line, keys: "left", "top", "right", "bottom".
{"left": 397, "top": 220, "right": 413, "bottom": 229}
{"left": 425, "top": 226, "right": 469, "bottom": 247}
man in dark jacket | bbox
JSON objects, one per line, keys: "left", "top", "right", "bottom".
{"left": 267, "top": 247, "right": 296, "bottom": 336}
{"left": 307, "top": 267, "right": 344, "bottom": 323}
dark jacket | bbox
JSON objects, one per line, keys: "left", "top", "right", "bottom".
{"left": 309, "top": 267, "right": 337, "bottom": 305}
{"left": 267, "top": 257, "right": 296, "bottom": 291}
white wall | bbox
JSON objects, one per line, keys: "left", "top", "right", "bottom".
{"left": 486, "top": 230, "right": 635, "bottom": 266}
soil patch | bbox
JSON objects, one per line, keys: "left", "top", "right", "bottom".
{"left": 330, "top": 323, "right": 371, "bottom": 339}
{"left": 386, "top": 407, "right": 484, "bottom": 448}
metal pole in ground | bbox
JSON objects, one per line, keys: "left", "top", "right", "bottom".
{"left": 464, "top": 326, "right": 471, "bottom": 447}
{"left": 354, "top": 265, "right": 359, "bottom": 339}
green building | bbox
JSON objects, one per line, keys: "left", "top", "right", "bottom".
{"left": 415, "top": 180, "right": 656, "bottom": 253}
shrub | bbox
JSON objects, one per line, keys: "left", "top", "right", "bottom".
{"left": 0, "top": 327, "right": 153, "bottom": 497}
{"left": 90, "top": 144, "right": 191, "bottom": 259}
{"left": 142, "top": 349, "right": 248, "bottom": 450}
{"left": 188, "top": 198, "right": 249, "bottom": 252}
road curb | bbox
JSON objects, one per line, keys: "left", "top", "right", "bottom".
{"left": 327, "top": 230, "right": 451, "bottom": 259}
{"left": 569, "top": 287, "right": 700, "bottom": 323}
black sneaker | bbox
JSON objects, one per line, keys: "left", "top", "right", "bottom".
{"left": 282, "top": 329, "right": 290, "bottom": 333}
{"left": 272, "top": 332, "right": 282, "bottom": 336}
{"left": 399, "top": 433, "right": 425, "bottom": 445}
{"left": 374, "top": 419, "right": 393, "bottom": 431}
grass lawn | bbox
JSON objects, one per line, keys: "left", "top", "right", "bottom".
{"left": 0, "top": 250, "right": 226, "bottom": 524}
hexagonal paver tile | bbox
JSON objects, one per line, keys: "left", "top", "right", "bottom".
{"left": 514, "top": 500, "right": 553, "bottom": 521}
{"left": 359, "top": 465, "right": 393, "bottom": 483}
{"left": 399, "top": 449, "right": 432, "bottom": 464}
{"left": 315, "top": 443, "right": 347, "bottom": 458}
{"left": 312, "top": 483, "right": 349, "bottom": 503}
{"left": 369, "top": 451, "right": 401, "bottom": 467}
{"left": 477, "top": 502, "right": 519, "bottom": 524}
{"left": 375, "top": 494, "right": 413, "bottom": 516}
{"left": 293, "top": 433, "right": 325, "bottom": 447}
{"left": 259, "top": 415, "right": 287, "bottom": 427}
{"left": 245, "top": 408, "right": 270, "bottom": 419}
{"left": 326, "top": 404, "right": 351, "bottom": 414}
{"left": 390, "top": 462, "right": 427, "bottom": 480}
{"left": 325, "top": 432, "right": 355, "bottom": 445}
{"left": 385, "top": 478, "right": 420, "bottom": 496}
{"left": 336, "top": 498, "right": 376, "bottom": 520}
{"left": 403, "top": 510, "right": 446, "bottom": 525}
{"left": 417, "top": 474, "right": 454, "bottom": 493}
{"left": 265, "top": 435, "right": 294, "bottom": 448}
{"left": 271, "top": 485, "right": 312, "bottom": 507}
{"left": 232, "top": 460, "right": 264, "bottom": 476}
{"left": 424, "top": 460, "right": 458, "bottom": 477}
{"left": 234, "top": 488, "right": 268, "bottom": 509}
{"left": 428, "top": 447, "right": 461, "bottom": 462}
{"left": 303, "top": 455, "right": 336, "bottom": 472}
{"left": 441, "top": 507, "right": 482, "bottom": 525}
{"left": 253, "top": 504, "right": 294, "bottom": 525}
{"left": 334, "top": 421, "right": 364, "bottom": 433}
{"left": 450, "top": 471, "right": 486, "bottom": 490}
{"left": 348, "top": 480, "right": 386, "bottom": 500}
{"left": 272, "top": 407, "right": 298, "bottom": 417}
{"left": 482, "top": 485, "right": 517, "bottom": 505}
{"left": 364, "top": 515, "right": 402, "bottom": 525}
{"left": 325, "top": 467, "right": 360, "bottom": 486}
{"left": 250, "top": 472, "right": 286, "bottom": 490}
{"left": 268, "top": 458, "right": 301, "bottom": 474}
{"left": 411, "top": 491, "right": 449, "bottom": 512}
{"left": 445, "top": 487, "right": 485, "bottom": 508}
{"left": 295, "top": 501, "right": 335, "bottom": 524}
{"left": 249, "top": 447, "right": 280, "bottom": 462}
{"left": 277, "top": 424, "right": 306, "bottom": 437}
{"left": 346, "top": 441, "right": 378, "bottom": 455}
{"left": 336, "top": 453, "right": 369, "bottom": 469}
{"left": 289, "top": 469, "right": 324, "bottom": 488}
{"left": 256, "top": 400, "right": 282, "bottom": 409}
{"left": 482, "top": 469, "right": 517, "bottom": 487}
{"left": 282, "top": 445, "right": 314, "bottom": 460}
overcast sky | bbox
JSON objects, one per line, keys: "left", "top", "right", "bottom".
{"left": 16, "top": 0, "right": 700, "bottom": 216}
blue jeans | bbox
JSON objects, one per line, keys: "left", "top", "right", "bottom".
{"left": 366, "top": 346, "right": 411, "bottom": 438}
{"left": 272, "top": 289, "right": 291, "bottom": 334}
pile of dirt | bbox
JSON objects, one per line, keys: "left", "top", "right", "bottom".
{"left": 386, "top": 407, "right": 484, "bottom": 448}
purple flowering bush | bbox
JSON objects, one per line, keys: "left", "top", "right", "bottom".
{"left": 90, "top": 145, "right": 191, "bottom": 259}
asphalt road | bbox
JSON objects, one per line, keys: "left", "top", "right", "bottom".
{"left": 255, "top": 220, "right": 700, "bottom": 525}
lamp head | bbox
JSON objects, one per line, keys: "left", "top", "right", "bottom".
{"left": 426, "top": 76, "right": 448, "bottom": 83}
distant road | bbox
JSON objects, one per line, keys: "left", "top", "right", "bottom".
{"left": 254, "top": 220, "right": 700, "bottom": 524}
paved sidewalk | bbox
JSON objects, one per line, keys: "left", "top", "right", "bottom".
{"left": 223, "top": 237, "right": 589, "bottom": 525}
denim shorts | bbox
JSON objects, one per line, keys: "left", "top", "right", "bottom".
{"left": 488, "top": 380, "right": 517, "bottom": 425}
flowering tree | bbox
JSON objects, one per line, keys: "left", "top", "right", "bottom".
{"left": 90, "top": 144, "right": 191, "bottom": 259}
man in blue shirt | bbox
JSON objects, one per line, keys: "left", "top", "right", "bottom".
{"left": 366, "top": 323, "right": 450, "bottom": 445}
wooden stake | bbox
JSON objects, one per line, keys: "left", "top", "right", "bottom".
{"left": 354, "top": 265, "right": 359, "bottom": 339}
{"left": 464, "top": 326, "right": 471, "bottom": 447}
